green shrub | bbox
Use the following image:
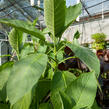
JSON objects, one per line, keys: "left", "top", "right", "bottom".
{"left": 91, "top": 33, "right": 106, "bottom": 43}
{"left": 92, "top": 33, "right": 106, "bottom": 50}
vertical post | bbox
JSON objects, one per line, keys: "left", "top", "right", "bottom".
{"left": 77, "top": 0, "right": 80, "bottom": 4}
{"left": 37, "top": 0, "right": 41, "bottom": 13}
{"left": 30, "top": 0, "right": 35, "bottom": 6}
{"left": 37, "top": 0, "right": 40, "bottom": 7}
{"left": 76, "top": 0, "right": 80, "bottom": 21}
{"left": 102, "top": 0, "right": 104, "bottom": 21}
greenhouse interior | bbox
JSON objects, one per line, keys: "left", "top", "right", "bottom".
{"left": 0, "top": 0, "right": 109, "bottom": 109}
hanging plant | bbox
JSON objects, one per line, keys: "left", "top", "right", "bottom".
{"left": 91, "top": 33, "right": 106, "bottom": 50}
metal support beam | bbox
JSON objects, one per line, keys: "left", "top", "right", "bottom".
{"left": 79, "top": 11, "right": 109, "bottom": 22}
{"left": 86, "top": 0, "right": 109, "bottom": 9}
{"left": 0, "top": 1, "right": 16, "bottom": 12}
{"left": 8, "top": 0, "right": 33, "bottom": 21}
{"left": 80, "top": 0, "right": 91, "bottom": 17}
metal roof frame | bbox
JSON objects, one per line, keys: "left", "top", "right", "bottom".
{"left": 0, "top": 0, "right": 109, "bottom": 23}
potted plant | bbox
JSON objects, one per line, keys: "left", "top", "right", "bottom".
{"left": 0, "top": 0, "right": 100, "bottom": 109}
{"left": 91, "top": 33, "right": 106, "bottom": 50}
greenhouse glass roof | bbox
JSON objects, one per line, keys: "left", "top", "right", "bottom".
{"left": 0, "top": 0, "right": 109, "bottom": 22}
{"left": 67, "top": 0, "right": 109, "bottom": 18}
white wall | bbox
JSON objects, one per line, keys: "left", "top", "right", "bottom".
{"left": 63, "top": 17, "right": 109, "bottom": 44}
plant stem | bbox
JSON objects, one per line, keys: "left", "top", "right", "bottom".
{"left": 56, "top": 45, "right": 65, "bottom": 55}
{"left": 53, "top": 36, "right": 56, "bottom": 57}
{"left": 53, "top": 35, "right": 58, "bottom": 71}
{"left": 59, "top": 56, "right": 76, "bottom": 64}
{"left": 16, "top": 52, "right": 20, "bottom": 61}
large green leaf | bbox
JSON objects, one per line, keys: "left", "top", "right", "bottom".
{"left": 65, "top": 3, "right": 82, "bottom": 27}
{"left": 7, "top": 53, "right": 47, "bottom": 105}
{"left": 0, "top": 84, "right": 7, "bottom": 102}
{"left": 0, "top": 19, "right": 45, "bottom": 41}
{"left": 51, "top": 71, "right": 76, "bottom": 109}
{"left": 20, "top": 43, "right": 34, "bottom": 59}
{"left": 37, "top": 45, "right": 47, "bottom": 53}
{"left": 0, "top": 103, "right": 9, "bottom": 109}
{"left": 63, "top": 71, "right": 76, "bottom": 87}
{"left": 39, "top": 103, "right": 52, "bottom": 109}
{"left": 51, "top": 71, "right": 66, "bottom": 92}
{"left": 65, "top": 72, "right": 97, "bottom": 109}
{"left": 61, "top": 3, "right": 82, "bottom": 37}
{"left": 59, "top": 91, "right": 75, "bottom": 109}
{"left": 0, "top": 62, "right": 14, "bottom": 102}
{"left": 44, "top": 0, "right": 65, "bottom": 37}
{"left": 51, "top": 71, "right": 76, "bottom": 92}
{"left": 57, "top": 50, "right": 64, "bottom": 62}
{"left": 0, "top": 61, "right": 14, "bottom": 90}
{"left": 9, "top": 28, "right": 23, "bottom": 57}
{"left": 50, "top": 71, "right": 68, "bottom": 109}
{"left": 11, "top": 92, "right": 31, "bottom": 109}
{"left": 36, "top": 79, "right": 51, "bottom": 103}
{"left": 51, "top": 91, "right": 74, "bottom": 109}
{"left": 51, "top": 91, "right": 64, "bottom": 109}
{"left": 44, "top": 0, "right": 81, "bottom": 38}
{"left": 91, "top": 100, "right": 101, "bottom": 109}
{"left": 67, "top": 43, "right": 100, "bottom": 76}
{"left": 73, "top": 30, "right": 80, "bottom": 40}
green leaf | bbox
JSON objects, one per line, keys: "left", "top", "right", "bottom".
{"left": 0, "top": 103, "right": 9, "bottom": 109}
{"left": 0, "top": 54, "right": 11, "bottom": 58}
{"left": 0, "top": 19, "right": 45, "bottom": 41}
{"left": 63, "top": 71, "right": 76, "bottom": 86}
{"left": 51, "top": 91, "right": 75, "bottom": 109}
{"left": 36, "top": 79, "right": 51, "bottom": 103}
{"left": 51, "top": 71, "right": 66, "bottom": 92}
{"left": 9, "top": 28, "right": 23, "bottom": 57}
{"left": 11, "top": 92, "right": 31, "bottom": 109}
{"left": 73, "top": 30, "right": 80, "bottom": 39}
{"left": 37, "top": 45, "right": 47, "bottom": 53}
{"left": 0, "top": 61, "right": 14, "bottom": 90}
{"left": 67, "top": 43, "right": 100, "bottom": 76}
{"left": 32, "top": 18, "right": 38, "bottom": 26}
{"left": 65, "top": 3, "right": 82, "bottom": 28}
{"left": 44, "top": 0, "right": 65, "bottom": 37}
{"left": 65, "top": 72, "right": 97, "bottom": 109}
{"left": 59, "top": 91, "right": 75, "bottom": 109}
{"left": 51, "top": 71, "right": 66, "bottom": 109}
{"left": 20, "top": 43, "right": 34, "bottom": 59}
{"left": 51, "top": 71, "right": 76, "bottom": 109}
{"left": 22, "top": 33, "right": 28, "bottom": 45}
{"left": 51, "top": 71, "right": 76, "bottom": 92}
{"left": 91, "top": 100, "right": 101, "bottom": 109}
{"left": 42, "top": 28, "right": 50, "bottom": 34}
{"left": 57, "top": 50, "right": 64, "bottom": 62}
{"left": 0, "top": 84, "right": 7, "bottom": 102}
{"left": 7, "top": 53, "right": 47, "bottom": 105}
{"left": 39, "top": 103, "right": 52, "bottom": 109}
{"left": 51, "top": 91, "right": 64, "bottom": 109}
{"left": 47, "top": 68, "right": 54, "bottom": 79}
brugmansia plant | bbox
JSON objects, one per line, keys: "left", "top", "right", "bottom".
{"left": 0, "top": 0, "right": 101, "bottom": 109}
